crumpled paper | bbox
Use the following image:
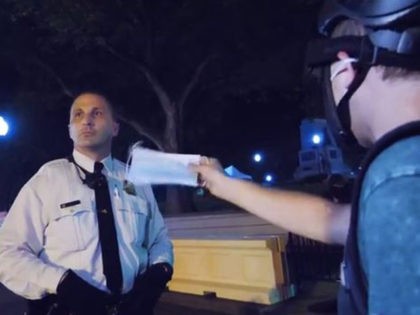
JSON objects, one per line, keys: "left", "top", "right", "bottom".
{"left": 126, "top": 145, "right": 201, "bottom": 186}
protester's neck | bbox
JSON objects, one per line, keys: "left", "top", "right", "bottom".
{"left": 372, "top": 92, "right": 420, "bottom": 142}
{"left": 74, "top": 147, "right": 111, "bottom": 162}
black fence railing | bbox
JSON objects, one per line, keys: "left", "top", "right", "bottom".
{"left": 285, "top": 233, "right": 343, "bottom": 285}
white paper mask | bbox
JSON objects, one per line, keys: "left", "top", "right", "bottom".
{"left": 126, "top": 144, "right": 201, "bottom": 187}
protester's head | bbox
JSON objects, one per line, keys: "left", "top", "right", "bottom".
{"left": 307, "top": 0, "right": 420, "bottom": 147}
{"left": 69, "top": 92, "right": 119, "bottom": 158}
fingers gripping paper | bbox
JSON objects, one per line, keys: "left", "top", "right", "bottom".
{"left": 126, "top": 145, "right": 201, "bottom": 186}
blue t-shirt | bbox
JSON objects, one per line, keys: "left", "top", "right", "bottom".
{"left": 359, "top": 135, "right": 420, "bottom": 314}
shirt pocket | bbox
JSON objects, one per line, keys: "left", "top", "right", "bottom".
{"left": 116, "top": 194, "right": 149, "bottom": 246}
{"left": 46, "top": 201, "right": 96, "bottom": 252}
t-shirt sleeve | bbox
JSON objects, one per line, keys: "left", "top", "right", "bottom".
{"left": 359, "top": 175, "right": 420, "bottom": 315}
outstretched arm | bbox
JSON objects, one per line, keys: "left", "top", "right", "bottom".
{"left": 191, "top": 159, "right": 350, "bottom": 245}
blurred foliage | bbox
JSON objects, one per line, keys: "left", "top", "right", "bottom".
{"left": 0, "top": 0, "right": 325, "bottom": 211}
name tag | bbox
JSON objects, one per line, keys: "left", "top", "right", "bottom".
{"left": 60, "top": 200, "right": 81, "bottom": 209}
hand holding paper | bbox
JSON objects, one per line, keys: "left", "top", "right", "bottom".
{"left": 126, "top": 146, "right": 201, "bottom": 186}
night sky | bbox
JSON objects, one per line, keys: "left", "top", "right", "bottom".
{"left": 0, "top": 0, "right": 324, "bottom": 210}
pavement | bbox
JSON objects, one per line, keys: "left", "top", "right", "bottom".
{"left": 156, "top": 281, "right": 339, "bottom": 315}
{"left": 0, "top": 281, "right": 338, "bottom": 315}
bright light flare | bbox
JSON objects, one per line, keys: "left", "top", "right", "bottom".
{"left": 253, "top": 153, "right": 262, "bottom": 163}
{"left": 312, "top": 134, "right": 322, "bottom": 145}
{"left": 0, "top": 116, "right": 9, "bottom": 136}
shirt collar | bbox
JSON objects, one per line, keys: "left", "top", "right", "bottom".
{"left": 72, "top": 149, "right": 113, "bottom": 174}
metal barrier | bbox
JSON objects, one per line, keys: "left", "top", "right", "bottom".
{"left": 285, "top": 233, "right": 343, "bottom": 284}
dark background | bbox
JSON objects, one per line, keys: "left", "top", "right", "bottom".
{"left": 0, "top": 0, "right": 327, "bottom": 211}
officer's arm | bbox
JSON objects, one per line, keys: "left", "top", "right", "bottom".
{"left": 0, "top": 183, "right": 66, "bottom": 298}
{"left": 142, "top": 186, "right": 174, "bottom": 266}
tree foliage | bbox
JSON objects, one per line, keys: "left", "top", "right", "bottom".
{"left": 0, "top": 0, "right": 323, "bottom": 212}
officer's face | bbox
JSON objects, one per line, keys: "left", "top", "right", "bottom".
{"left": 69, "top": 93, "right": 119, "bottom": 153}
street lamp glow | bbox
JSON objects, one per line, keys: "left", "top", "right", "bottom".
{"left": 312, "top": 134, "right": 322, "bottom": 145}
{"left": 253, "top": 153, "right": 262, "bottom": 163}
{"left": 264, "top": 174, "right": 273, "bottom": 182}
{"left": 0, "top": 116, "right": 9, "bottom": 136}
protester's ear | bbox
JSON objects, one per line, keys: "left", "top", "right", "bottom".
{"left": 330, "top": 51, "right": 357, "bottom": 104}
{"left": 336, "top": 51, "right": 356, "bottom": 90}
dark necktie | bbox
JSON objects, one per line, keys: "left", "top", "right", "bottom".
{"left": 93, "top": 162, "right": 123, "bottom": 295}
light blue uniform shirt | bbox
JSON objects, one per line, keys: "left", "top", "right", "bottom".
{"left": 0, "top": 150, "right": 173, "bottom": 299}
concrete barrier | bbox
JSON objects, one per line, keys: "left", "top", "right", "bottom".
{"left": 164, "top": 211, "right": 288, "bottom": 239}
{"left": 168, "top": 237, "right": 295, "bottom": 304}
{"left": 165, "top": 211, "right": 295, "bottom": 304}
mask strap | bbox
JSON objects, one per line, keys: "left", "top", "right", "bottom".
{"left": 330, "top": 58, "right": 358, "bottom": 81}
{"left": 125, "top": 141, "right": 143, "bottom": 178}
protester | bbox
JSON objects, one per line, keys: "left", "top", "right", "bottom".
{"left": 192, "top": 1, "right": 420, "bottom": 313}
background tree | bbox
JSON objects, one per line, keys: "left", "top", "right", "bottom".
{"left": 0, "top": 0, "right": 323, "bottom": 213}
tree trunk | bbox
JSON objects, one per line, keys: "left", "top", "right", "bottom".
{"left": 161, "top": 107, "right": 196, "bottom": 214}
{"left": 103, "top": 45, "right": 210, "bottom": 215}
{"left": 164, "top": 186, "right": 196, "bottom": 215}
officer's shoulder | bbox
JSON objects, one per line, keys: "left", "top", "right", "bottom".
{"left": 25, "top": 158, "right": 71, "bottom": 187}
{"left": 37, "top": 158, "right": 72, "bottom": 175}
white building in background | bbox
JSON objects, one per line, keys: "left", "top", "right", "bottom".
{"left": 294, "top": 118, "right": 353, "bottom": 181}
